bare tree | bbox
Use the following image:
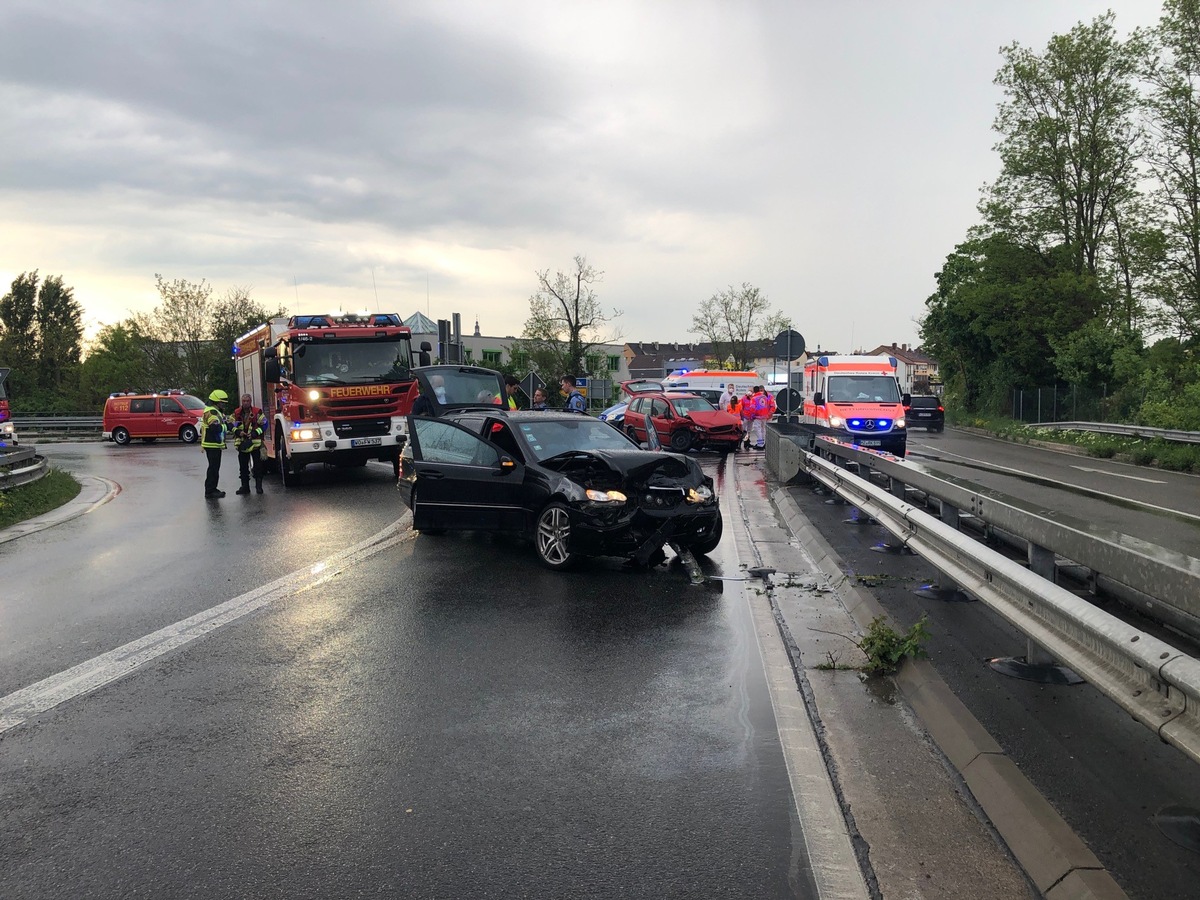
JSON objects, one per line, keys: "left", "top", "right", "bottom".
{"left": 690, "top": 283, "right": 789, "bottom": 370}
{"left": 521, "top": 255, "right": 621, "bottom": 378}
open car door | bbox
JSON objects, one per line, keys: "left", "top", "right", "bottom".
{"left": 406, "top": 417, "right": 525, "bottom": 531}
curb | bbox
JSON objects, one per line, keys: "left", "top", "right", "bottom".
{"left": 0, "top": 474, "right": 120, "bottom": 546}
{"left": 769, "top": 483, "right": 1129, "bottom": 900}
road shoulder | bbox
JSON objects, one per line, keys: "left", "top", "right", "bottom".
{"left": 730, "top": 451, "right": 1048, "bottom": 898}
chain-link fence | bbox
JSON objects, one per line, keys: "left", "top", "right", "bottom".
{"left": 1008, "top": 384, "right": 1142, "bottom": 424}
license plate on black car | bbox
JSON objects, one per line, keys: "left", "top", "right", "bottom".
{"left": 917, "top": 412, "right": 931, "bottom": 417}
{"left": 351, "top": 437, "right": 382, "bottom": 447}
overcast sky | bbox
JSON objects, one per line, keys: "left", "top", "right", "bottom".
{"left": 0, "top": 0, "right": 1166, "bottom": 353}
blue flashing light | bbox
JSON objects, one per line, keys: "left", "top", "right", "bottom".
{"left": 817, "top": 356, "right": 829, "bottom": 366}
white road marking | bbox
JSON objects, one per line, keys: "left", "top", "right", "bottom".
{"left": 1070, "top": 465, "right": 1166, "bottom": 484}
{"left": 918, "top": 446, "right": 1200, "bottom": 523}
{"left": 0, "top": 514, "right": 412, "bottom": 735}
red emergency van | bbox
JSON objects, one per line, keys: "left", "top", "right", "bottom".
{"left": 102, "top": 390, "right": 207, "bottom": 446}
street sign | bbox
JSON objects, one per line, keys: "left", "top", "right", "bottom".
{"left": 520, "top": 372, "right": 545, "bottom": 400}
{"left": 774, "top": 329, "right": 805, "bottom": 360}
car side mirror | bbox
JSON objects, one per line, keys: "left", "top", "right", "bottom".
{"left": 813, "top": 391, "right": 824, "bottom": 406}
{"left": 265, "top": 360, "right": 281, "bottom": 382}
{"left": 493, "top": 455, "right": 516, "bottom": 475}
{"left": 901, "top": 392, "right": 912, "bottom": 406}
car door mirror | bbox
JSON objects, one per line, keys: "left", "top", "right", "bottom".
{"left": 813, "top": 391, "right": 824, "bottom": 406}
{"left": 493, "top": 455, "right": 516, "bottom": 476}
{"left": 901, "top": 392, "right": 912, "bottom": 406}
{"left": 265, "top": 360, "right": 281, "bottom": 382}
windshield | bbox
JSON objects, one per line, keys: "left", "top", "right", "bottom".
{"left": 423, "top": 368, "right": 506, "bottom": 406}
{"left": 827, "top": 375, "right": 901, "bottom": 403}
{"left": 179, "top": 395, "right": 205, "bottom": 410}
{"left": 671, "top": 396, "right": 716, "bottom": 415}
{"left": 515, "top": 417, "right": 637, "bottom": 461}
{"left": 291, "top": 338, "right": 413, "bottom": 386}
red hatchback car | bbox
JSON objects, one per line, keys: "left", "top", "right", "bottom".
{"left": 622, "top": 387, "right": 743, "bottom": 452}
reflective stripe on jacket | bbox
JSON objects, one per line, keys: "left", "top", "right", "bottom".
{"left": 200, "top": 405, "right": 227, "bottom": 449}
{"left": 230, "top": 406, "right": 266, "bottom": 451}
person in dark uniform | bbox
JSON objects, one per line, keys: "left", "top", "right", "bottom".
{"left": 230, "top": 393, "right": 266, "bottom": 495}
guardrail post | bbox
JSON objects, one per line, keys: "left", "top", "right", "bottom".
{"left": 914, "top": 502, "right": 974, "bottom": 602}
{"left": 871, "top": 475, "right": 915, "bottom": 555}
{"left": 988, "top": 541, "right": 1084, "bottom": 685}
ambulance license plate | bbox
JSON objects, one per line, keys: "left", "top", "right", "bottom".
{"left": 858, "top": 439, "right": 881, "bottom": 447}
{"left": 351, "top": 437, "right": 382, "bottom": 447}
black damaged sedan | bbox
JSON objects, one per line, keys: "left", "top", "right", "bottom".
{"left": 397, "top": 366, "right": 722, "bottom": 569}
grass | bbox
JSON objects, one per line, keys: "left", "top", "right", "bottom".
{"left": 962, "top": 415, "right": 1200, "bottom": 472}
{"left": 0, "top": 468, "right": 83, "bottom": 531}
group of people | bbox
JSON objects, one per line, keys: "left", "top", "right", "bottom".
{"left": 412, "top": 374, "right": 587, "bottom": 415}
{"left": 199, "top": 390, "right": 267, "bottom": 500}
{"left": 717, "top": 383, "right": 776, "bottom": 450}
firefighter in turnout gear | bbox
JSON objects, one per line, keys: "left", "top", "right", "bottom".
{"left": 230, "top": 392, "right": 266, "bottom": 495}
{"left": 201, "top": 389, "right": 230, "bottom": 499}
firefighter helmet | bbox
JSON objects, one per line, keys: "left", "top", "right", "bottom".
{"left": 209, "top": 389, "right": 229, "bottom": 403}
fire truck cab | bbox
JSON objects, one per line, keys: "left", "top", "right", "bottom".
{"left": 233, "top": 313, "right": 430, "bottom": 484}
{"left": 801, "top": 355, "right": 909, "bottom": 457}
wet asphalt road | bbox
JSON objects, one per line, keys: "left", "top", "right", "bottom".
{"left": 0, "top": 443, "right": 815, "bottom": 899}
{"left": 797, "top": 428, "right": 1200, "bottom": 900}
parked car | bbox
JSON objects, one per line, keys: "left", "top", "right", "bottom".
{"left": 398, "top": 366, "right": 723, "bottom": 570}
{"left": 622, "top": 389, "right": 743, "bottom": 453}
{"left": 103, "top": 390, "right": 206, "bottom": 446}
{"left": 598, "top": 379, "right": 664, "bottom": 429}
{"left": 904, "top": 395, "right": 945, "bottom": 432}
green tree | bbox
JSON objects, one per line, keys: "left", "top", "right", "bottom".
{"left": 1141, "top": 0, "right": 1200, "bottom": 341}
{"left": 986, "top": 13, "right": 1147, "bottom": 279}
{"left": 921, "top": 234, "right": 1108, "bottom": 412}
{"left": 689, "top": 283, "right": 790, "bottom": 370}
{"left": 0, "top": 272, "right": 39, "bottom": 398}
{"left": 35, "top": 275, "right": 84, "bottom": 395}
{"left": 0, "top": 271, "right": 84, "bottom": 409}
{"left": 77, "top": 321, "right": 152, "bottom": 408}
{"left": 522, "top": 256, "right": 620, "bottom": 379}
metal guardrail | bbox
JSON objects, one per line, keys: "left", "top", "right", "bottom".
{"left": 1030, "top": 420, "right": 1200, "bottom": 445}
{"left": 11, "top": 416, "right": 103, "bottom": 429}
{"left": 0, "top": 446, "right": 49, "bottom": 490}
{"left": 765, "top": 425, "right": 1200, "bottom": 766}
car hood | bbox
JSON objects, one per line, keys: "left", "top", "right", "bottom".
{"left": 684, "top": 410, "right": 740, "bottom": 428}
{"left": 542, "top": 448, "right": 701, "bottom": 485}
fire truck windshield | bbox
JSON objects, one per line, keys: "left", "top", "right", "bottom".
{"left": 827, "top": 376, "right": 900, "bottom": 403}
{"left": 292, "top": 339, "right": 412, "bottom": 386}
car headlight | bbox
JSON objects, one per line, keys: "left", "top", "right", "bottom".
{"left": 829, "top": 416, "right": 844, "bottom": 427}
{"left": 895, "top": 418, "right": 906, "bottom": 428}
{"left": 586, "top": 489, "right": 627, "bottom": 503}
{"left": 686, "top": 485, "right": 713, "bottom": 504}
{"left": 291, "top": 428, "right": 317, "bottom": 441}
{"left": 308, "top": 390, "right": 320, "bottom": 401}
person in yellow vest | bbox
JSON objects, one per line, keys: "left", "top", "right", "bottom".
{"left": 502, "top": 375, "right": 520, "bottom": 410}
{"left": 200, "top": 389, "right": 230, "bottom": 499}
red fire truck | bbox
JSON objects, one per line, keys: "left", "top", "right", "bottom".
{"left": 0, "top": 367, "right": 15, "bottom": 447}
{"left": 233, "top": 313, "right": 431, "bottom": 484}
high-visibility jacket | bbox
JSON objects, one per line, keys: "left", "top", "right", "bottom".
{"left": 728, "top": 395, "right": 741, "bottom": 415}
{"left": 230, "top": 406, "right": 265, "bottom": 451}
{"left": 200, "top": 404, "right": 228, "bottom": 449}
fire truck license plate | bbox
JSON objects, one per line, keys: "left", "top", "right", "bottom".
{"left": 351, "top": 437, "right": 382, "bottom": 447}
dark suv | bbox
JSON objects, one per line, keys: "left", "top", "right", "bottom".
{"left": 905, "top": 395, "right": 944, "bottom": 432}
